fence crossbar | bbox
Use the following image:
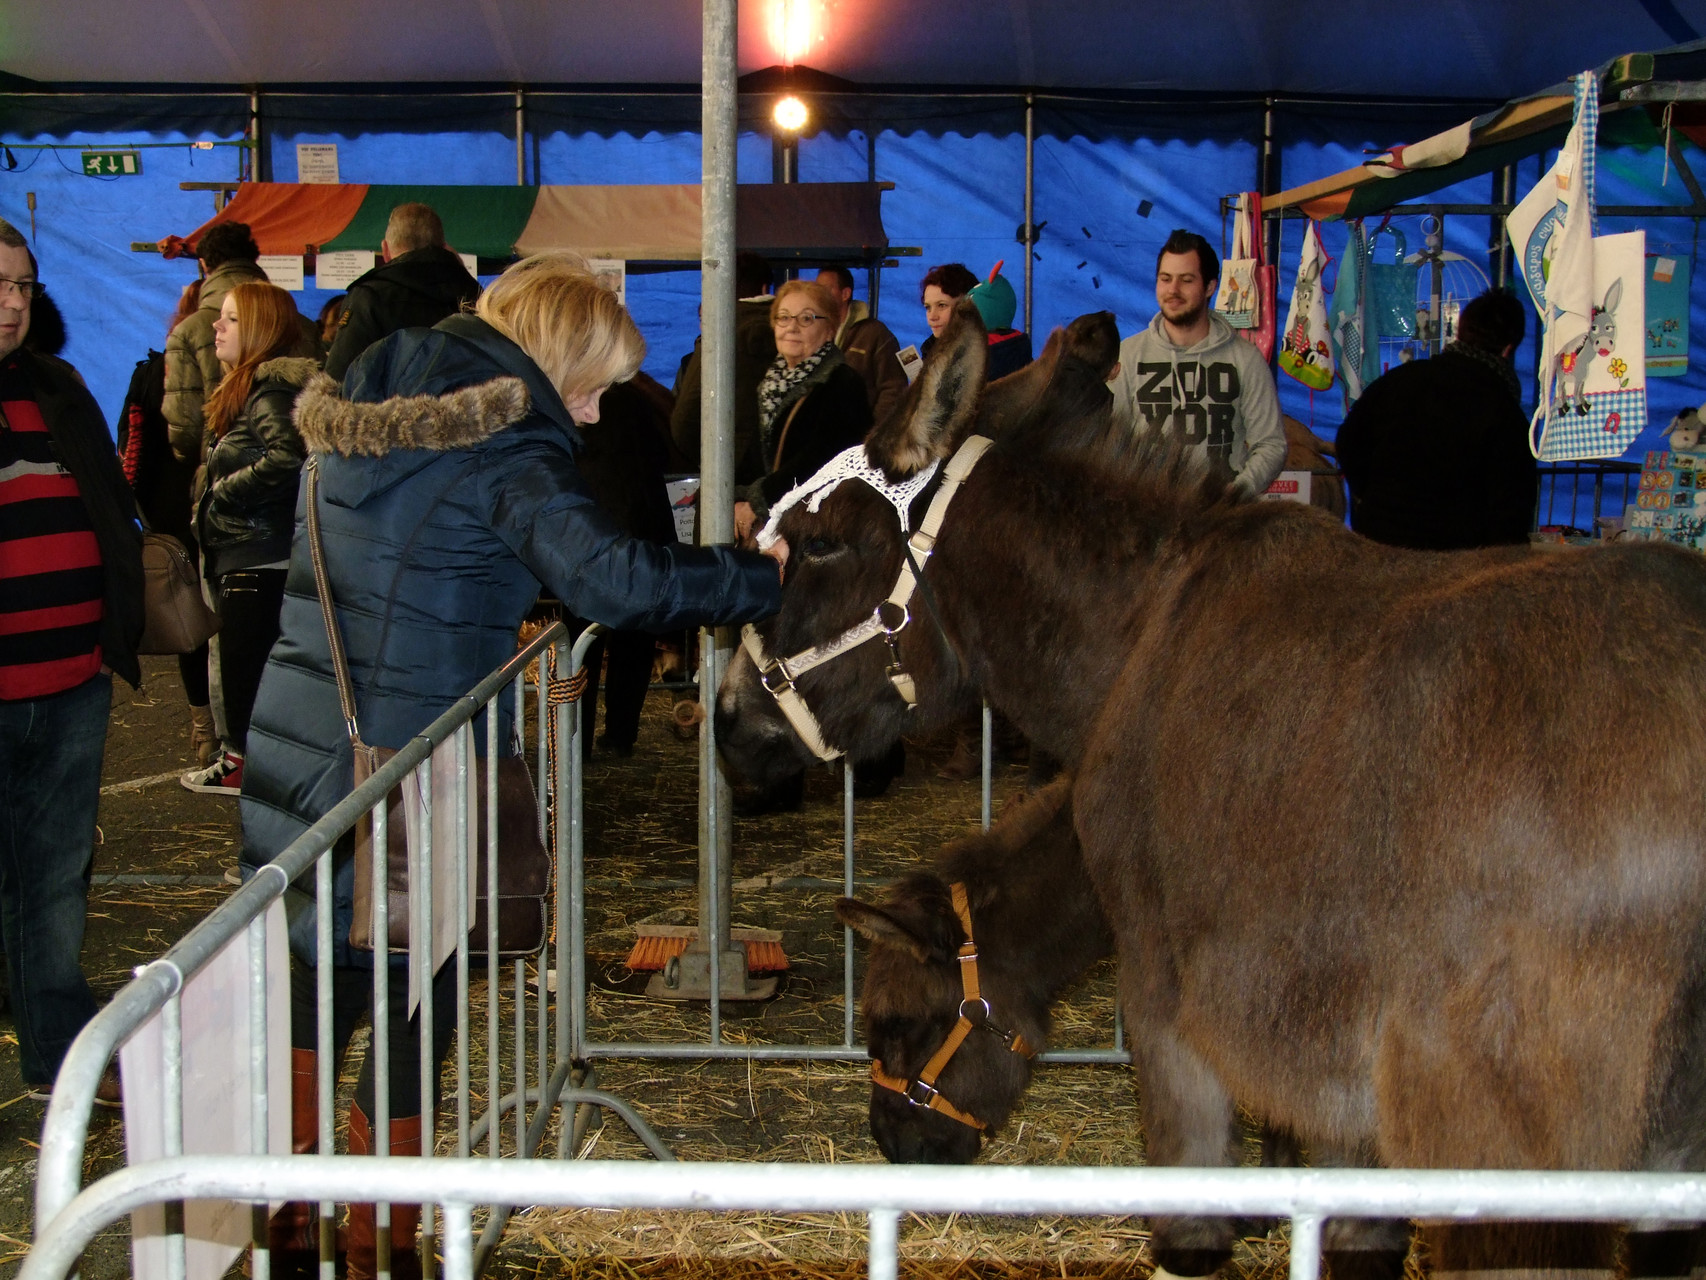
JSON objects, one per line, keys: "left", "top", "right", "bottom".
{"left": 24, "top": 1159, "right": 1706, "bottom": 1280}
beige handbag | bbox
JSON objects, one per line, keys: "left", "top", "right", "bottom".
{"left": 137, "top": 532, "right": 220, "bottom": 655}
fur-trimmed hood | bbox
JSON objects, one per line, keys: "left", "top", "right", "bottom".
{"left": 294, "top": 370, "right": 531, "bottom": 458}
{"left": 254, "top": 356, "right": 322, "bottom": 392}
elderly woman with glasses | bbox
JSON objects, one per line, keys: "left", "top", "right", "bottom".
{"left": 730, "top": 277, "right": 905, "bottom": 815}
{"left": 732, "top": 277, "right": 871, "bottom": 544}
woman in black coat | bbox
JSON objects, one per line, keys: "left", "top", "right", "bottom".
{"left": 731, "top": 278, "right": 903, "bottom": 808}
{"left": 182, "top": 280, "right": 316, "bottom": 795}
{"left": 732, "top": 277, "right": 871, "bottom": 542}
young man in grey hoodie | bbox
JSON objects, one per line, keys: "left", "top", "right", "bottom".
{"left": 1109, "top": 229, "right": 1286, "bottom": 497}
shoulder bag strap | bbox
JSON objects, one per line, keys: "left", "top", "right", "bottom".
{"left": 770, "top": 396, "right": 809, "bottom": 472}
{"left": 304, "top": 458, "right": 363, "bottom": 745}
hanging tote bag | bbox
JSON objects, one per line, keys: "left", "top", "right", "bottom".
{"left": 1514, "top": 70, "right": 1648, "bottom": 461}
{"left": 304, "top": 459, "right": 551, "bottom": 960}
{"left": 1367, "top": 222, "right": 1420, "bottom": 340}
{"left": 1217, "top": 193, "right": 1261, "bottom": 330}
{"left": 1328, "top": 220, "right": 1379, "bottom": 408}
{"left": 1230, "top": 191, "right": 1277, "bottom": 363}
{"left": 1278, "top": 222, "right": 1336, "bottom": 392}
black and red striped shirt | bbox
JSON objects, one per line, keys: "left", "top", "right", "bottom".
{"left": 0, "top": 355, "right": 104, "bottom": 699}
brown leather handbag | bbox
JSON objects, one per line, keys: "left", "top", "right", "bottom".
{"left": 305, "top": 459, "right": 550, "bottom": 957}
{"left": 137, "top": 531, "right": 220, "bottom": 655}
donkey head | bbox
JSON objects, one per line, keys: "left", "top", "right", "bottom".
{"left": 1590, "top": 277, "right": 1623, "bottom": 357}
{"left": 838, "top": 778, "right": 1107, "bottom": 1165}
{"left": 837, "top": 875, "right": 1035, "bottom": 1164}
{"left": 714, "top": 299, "right": 992, "bottom": 787}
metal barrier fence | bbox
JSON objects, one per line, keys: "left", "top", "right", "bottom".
{"left": 33, "top": 622, "right": 1111, "bottom": 1277}
{"left": 24, "top": 1157, "right": 1706, "bottom": 1280}
{"left": 37, "top": 621, "right": 617, "bottom": 1278}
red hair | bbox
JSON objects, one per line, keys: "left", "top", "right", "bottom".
{"left": 203, "top": 282, "right": 301, "bottom": 439}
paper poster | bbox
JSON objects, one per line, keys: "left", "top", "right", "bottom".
{"left": 314, "top": 250, "right": 374, "bottom": 291}
{"left": 257, "top": 255, "right": 305, "bottom": 291}
{"left": 1646, "top": 254, "right": 1689, "bottom": 377}
{"left": 665, "top": 476, "right": 700, "bottom": 543}
{"left": 296, "top": 143, "right": 339, "bottom": 184}
{"left": 588, "top": 258, "right": 625, "bottom": 305}
{"left": 897, "top": 344, "right": 922, "bottom": 384}
{"left": 123, "top": 900, "right": 291, "bottom": 1280}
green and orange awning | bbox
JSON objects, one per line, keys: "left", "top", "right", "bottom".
{"left": 159, "top": 181, "right": 890, "bottom": 263}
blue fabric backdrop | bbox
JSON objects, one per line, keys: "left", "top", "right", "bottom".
{"left": 1, "top": 108, "right": 1700, "bottom": 495}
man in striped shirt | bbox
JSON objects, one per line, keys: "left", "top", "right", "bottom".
{"left": 0, "top": 218, "right": 143, "bottom": 1102}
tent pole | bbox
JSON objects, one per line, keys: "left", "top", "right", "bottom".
{"left": 1259, "top": 97, "right": 1279, "bottom": 265}
{"left": 515, "top": 89, "right": 526, "bottom": 185}
{"left": 867, "top": 132, "right": 879, "bottom": 315}
{"left": 1024, "top": 94, "right": 1035, "bottom": 338}
{"left": 1493, "top": 165, "right": 1515, "bottom": 288}
{"left": 696, "top": 0, "right": 738, "bottom": 1027}
{"left": 247, "top": 90, "right": 264, "bottom": 183}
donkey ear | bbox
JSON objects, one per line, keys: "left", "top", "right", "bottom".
{"left": 836, "top": 897, "right": 935, "bottom": 962}
{"left": 1602, "top": 277, "right": 1624, "bottom": 315}
{"left": 866, "top": 297, "right": 988, "bottom": 478}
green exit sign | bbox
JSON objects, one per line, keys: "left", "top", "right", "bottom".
{"left": 81, "top": 150, "right": 142, "bottom": 177}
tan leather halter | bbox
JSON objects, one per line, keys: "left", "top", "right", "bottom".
{"left": 869, "top": 881, "right": 1035, "bottom": 1132}
{"left": 741, "top": 434, "right": 993, "bottom": 763}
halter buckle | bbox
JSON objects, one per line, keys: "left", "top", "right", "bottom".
{"left": 903, "top": 1077, "right": 941, "bottom": 1109}
{"left": 759, "top": 663, "right": 797, "bottom": 697}
{"left": 877, "top": 600, "right": 909, "bottom": 636}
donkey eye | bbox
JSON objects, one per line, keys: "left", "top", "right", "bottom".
{"left": 800, "top": 536, "right": 839, "bottom": 560}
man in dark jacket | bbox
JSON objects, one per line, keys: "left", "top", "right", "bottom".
{"left": 0, "top": 219, "right": 142, "bottom": 1100}
{"left": 322, "top": 202, "right": 481, "bottom": 381}
{"left": 1336, "top": 289, "right": 1535, "bottom": 550}
{"left": 816, "top": 266, "right": 908, "bottom": 427}
{"left": 670, "top": 251, "right": 776, "bottom": 484}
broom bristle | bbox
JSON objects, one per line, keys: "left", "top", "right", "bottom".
{"left": 623, "top": 925, "right": 789, "bottom": 972}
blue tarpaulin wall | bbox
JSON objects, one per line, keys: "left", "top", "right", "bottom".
{"left": 2, "top": 97, "right": 1701, "bottom": 471}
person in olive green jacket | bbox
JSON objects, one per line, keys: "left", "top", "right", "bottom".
{"left": 163, "top": 221, "right": 318, "bottom": 465}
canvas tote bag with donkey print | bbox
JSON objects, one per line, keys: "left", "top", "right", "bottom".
{"left": 1278, "top": 222, "right": 1336, "bottom": 392}
{"left": 1509, "top": 69, "right": 1647, "bottom": 460}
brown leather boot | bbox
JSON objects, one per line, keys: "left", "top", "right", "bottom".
{"left": 344, "top": 1103, "right": 424, "bottom": 1280}
{"left": 252, "top": 1049, "right": 323, "bottom": 1278}
{"left": 188, "top": 704, "right": 218, "bottom": 766}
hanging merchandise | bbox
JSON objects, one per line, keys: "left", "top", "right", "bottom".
{"left": 1509, "top": 69, "right": 1647, "bottom": 461}
{"left": 1367, "top": 221, "right": 1420, "bottom": 340}
{"left": 1278, "top": 222, "right": 1336, "bottom": 391}
{"left": 1217, "top": 193, "right": 1261, "bottom": 329}
{"left": 1646, "top": 252, "right": 1690, "bottom": 377}
{"left": 1230, "top": 191, "right": 1276, "bottom": 363}
{"left": 1328, "top": 220, "right": 1380, "bottom": 409}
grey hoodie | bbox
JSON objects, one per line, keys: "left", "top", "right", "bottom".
{"left": 1109, "top": 309, "right": 1285, "bottom": 497}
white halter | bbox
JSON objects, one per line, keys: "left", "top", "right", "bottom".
{"left": 756, "top": 445, "right": 942, "bottom": 550}
{"left": 743, "top": 435, "right": 993, "bottom": 762}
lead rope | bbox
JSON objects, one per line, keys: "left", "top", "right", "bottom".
{"left": 540, "top": 642, "right": 588, "bottom": 952}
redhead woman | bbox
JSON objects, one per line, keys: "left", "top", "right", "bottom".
{"left": 181, "top": 280, "right": 317, "bottom": 795}
{"left": 732, "top": 277, "right": 871, "bottom": 543}
{"left": 240, "top": 253, "right": 781, "bottom": 1279}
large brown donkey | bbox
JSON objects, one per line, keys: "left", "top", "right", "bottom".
{"left": 718, "top": 302, "right": 1706, "bottom": 1280}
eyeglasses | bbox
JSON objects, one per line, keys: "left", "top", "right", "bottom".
{"left": 0, "top": 278, "right": 40, "bottom": 301}
{"left": 774, "top": 311, "right": 827, "bottom": 329}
